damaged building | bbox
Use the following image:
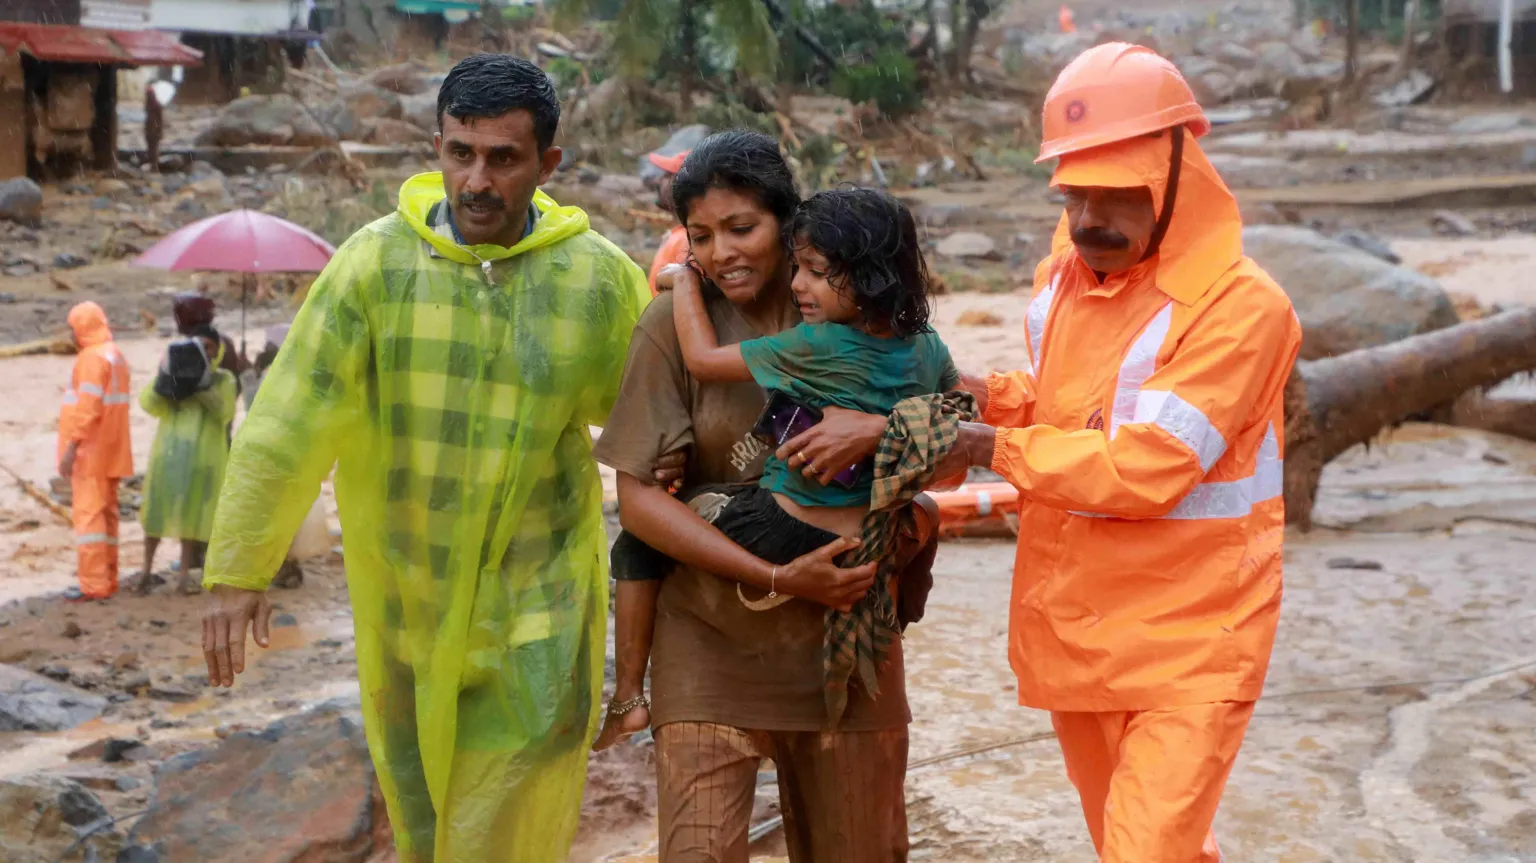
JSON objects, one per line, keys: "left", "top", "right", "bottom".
{"left": 1442, "top": 0, "right": 1535, "bottom": 95}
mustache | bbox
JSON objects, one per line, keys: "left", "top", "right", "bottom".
{"left": 457, "top": 191, "right": 506, "bottom": 211}
{"left": 1071, "top": 226, "right": 1131, "bottom": 251}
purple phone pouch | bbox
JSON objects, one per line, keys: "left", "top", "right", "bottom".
{"left": 750, "top": 392, "right": 864, "bottom": 489}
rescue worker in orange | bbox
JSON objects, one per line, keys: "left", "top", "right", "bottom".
{"left": 941, "top": 44, "right": 1303, "bottom": 861}
{"left": 645, "top": 149, "right": 690, "bottom": 295}
{"left": 58, "top": 302, "right": 135, "bottom": 601}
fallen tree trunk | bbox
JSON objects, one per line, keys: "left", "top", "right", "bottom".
{"left": 1448, "top": 390, "right": 1536, "bottom": 441}
{"left": 0, "top": 337, "right": 75, "bottom": 360}
{"left": 1285, "top": 306, "right": 1536, "bottom": 528}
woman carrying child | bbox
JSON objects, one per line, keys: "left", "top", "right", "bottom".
{"left": 592, "top": 129, "right": 957, "bottom": 863}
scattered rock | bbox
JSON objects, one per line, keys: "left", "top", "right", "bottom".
{"left": 61, "top": 621, "right": 83, "bottom": 640}
{"left": 195, "top": 95, "right": 338, "bottom": 148}
{"left": 0, "top": 776, "right": 119, "bottom": 862}
{"left": 365, "top": 62, "right": 430, "bottom": 95}
{"left": 52, "top": 252, "right": 89, "bottom": 269}
{"left": 1327, "top": 557, "right": 1384, "bottom": 571}
{"left": 147, "top": 685, "right": 199, "bottom": 704}
{"left": 0, "top": 177, "right": 44, "bottom": 227}
{"left": 1430, "top": 210, "right": 1477, "bottom": 237}
{"left": 956, "top": 309, "right": 1004, "bottom": 327}
{"left": 112, "top": 651, "right": 140, "bottom": 671}
{"left": 1244, "top": 225, "right": 1459, "bottom": 360}
{"left": 0, "top": 665, "right": 107, "bottom": 732}
{"left": 400, "top": 90, "right": 437, "bottom": 131}
{"left": 94, "top": 178, "right": 132, "bottom": 197}
{"left": 597, "top": 174, "right": 647, "bottom": 197}
{"left": 935, "top": 232, "right": 1000, "bottom": 260}
{"left": 128, "top": 699, "right": 380, "bottom": 862}
{"left": 0, "top": 292, "right": 14, "bottom": 304}
{"left": 119, "top": 672, "right": 152, "bottom": 694}
{"left": 1524, "top": 144, "right": 1536, "bottom": 168}
{"left": 1331, "top": 230, "right": 1401, "bottom": 265}
{"left": 363, "top": 117, "right": 432, "bottom": 146}
{"left": 149, "top": 718, "right": 183, "bottom": 730}
{"left": 272, "top": 613, "right": 299, "bottom": 628}
{"left": 101, "top": 738, "right": 148, "bottom": 763}
{"left": 318, "top": 85, "right": 404, "bottom": 141}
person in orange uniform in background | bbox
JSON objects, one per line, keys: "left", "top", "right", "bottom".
{"left": 58, "top": 301, "right": 134, "bottom": 601}
{"left": 645, "top": 149, "right": 690, "bottom": 295}
{"left": 942, "top": 44, "right": 1303, "bottom": 861}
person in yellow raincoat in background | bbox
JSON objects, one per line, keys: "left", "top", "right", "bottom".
{"left": 941, "top": 44, "right": 1303, "bottom": 861}
{"left": 138, "top": 324, "right": 238, "bottom": 594}
{"left": 196, "top": 54, "right": 650, "bottom": 863}
{"left": 58, "top": 301, "right": 134, "bottom": 601}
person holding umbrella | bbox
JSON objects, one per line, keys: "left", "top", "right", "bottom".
{"left": 193, "top": 54, "right": 651, "bottom": 863}
{"left": 137, "top": 323, "right": 238, "bottom": 594}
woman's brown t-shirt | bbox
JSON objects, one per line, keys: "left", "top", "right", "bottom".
{"left": 592, "top": 291, "right": 911, "bottom": 732}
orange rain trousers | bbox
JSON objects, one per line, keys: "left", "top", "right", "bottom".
{"left": 72, "top": 476, "right": 121, "bottom": 598}
{"left": 1052, "top": 701, "right": 1254, "bottom": 863}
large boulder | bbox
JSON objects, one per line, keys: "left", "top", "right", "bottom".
{"left": 400, "top": 91, "right": 437, "bottom": 131}
{"left": 1244, "top": 225, "right": 1459, "bottom": 360}
{"left": 0, "top": 664, "right": 107, "bottom": 732}
{"left": 120, "top": 699, "right": 383, "bottom": 862}
{"left": 365, "top": 62, "right": 430, "bottom": 96}
{"left": 0, "top": 177, "right": 43, "bottom": 227}
{"left": 318, "top": 85, "right": 404, "bottom": 142}
{"left": 195, "top": 95, "right": 337, "bottom": 148}
{"left": 364, "top": 117, "right": 432, "bottom": 146}
{"left": 0, "top": 775, "right": 118, "bottom": 863}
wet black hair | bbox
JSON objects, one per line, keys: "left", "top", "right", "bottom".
{"left": 671, "top": 130, "right": 800, "bottom": 235}
{"left": 436, "top": 54, "right": 560, "bottom": 151}
{"left": 187, "top": 323, "right": 220, "bottom": 343}
{"left": 790, "top": 188, "right": 933, "bottom": 338}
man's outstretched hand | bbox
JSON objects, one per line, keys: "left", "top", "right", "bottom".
{"left": 202, "top": 584, "right": 273, "bottom": 687}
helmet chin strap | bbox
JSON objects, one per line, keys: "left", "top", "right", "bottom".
{"left": 1140, "top": 125, "right": 1184, "bottom": 263}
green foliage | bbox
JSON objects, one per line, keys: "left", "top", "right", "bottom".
{"left": 780, "top": 0, "right": 910, "bottom": 88}
{"left": 694, "top": 97, "right": 777, "bottom": 136}
{"left": 500, "top": 3, "right": 538, "bottom": 23}
{"left": 792, "top": 133, "right": 848, "bottom": 191}
{"left": 265, "top": 178, "right": 396, "bottom": 248}
{"left": 545, "top": 56, "right": 586, "bottom": 90}
{"left": 551, "top": 0, "right": 778, "bottom": 85}
{"left": 833, "top": 47, "right": 922, "bottom": 118}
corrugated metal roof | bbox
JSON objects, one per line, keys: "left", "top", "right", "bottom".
{"left": 0, "top": 22, "right": 203, "bottom": 65}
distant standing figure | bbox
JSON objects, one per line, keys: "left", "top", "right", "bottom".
{"left": 138, "top": 324, "right": 238, "bottom": 594}
{"left": 645, "top": 148, "right": 691, "bottom": 296}
{"left": 58, "top": 302, "right": 134, "bottom": 601}
{"left": 144, "top": 81, "right": 163, "bottom": 174}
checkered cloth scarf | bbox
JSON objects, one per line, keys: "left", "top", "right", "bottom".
{"left": 824, "top": 390, "right": 978, "bottom": 727}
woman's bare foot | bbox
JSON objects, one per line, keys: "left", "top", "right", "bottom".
{"left": 591, "top": 694, "right": 650, "bottom": 752}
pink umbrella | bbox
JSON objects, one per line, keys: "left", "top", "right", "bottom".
{"left": 134, "top": 209, "right": 336, "bottom": 351}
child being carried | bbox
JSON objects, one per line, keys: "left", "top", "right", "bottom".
{"left": 594, "top": 188, "right": 959, "bottom": 751}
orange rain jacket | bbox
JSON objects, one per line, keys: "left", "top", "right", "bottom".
{"left": 59, "top": 302, "right": 134, "bottom": 478}
{"left": 647, "top": 225, "right": 690, "bottom": 296}
{"left": 986, "top": 132, "right": 1302, "bottom": 713}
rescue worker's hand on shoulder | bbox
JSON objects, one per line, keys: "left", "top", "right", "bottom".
{"left": 202, "top": 584, "right": 273, "bottom": 687}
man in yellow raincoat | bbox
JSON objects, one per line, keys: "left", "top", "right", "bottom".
{"left": 197, "top": 54, "right": 650, "bottom": 862}
{"left": 943, "top": 44, "right": 1303, "bottom": 861}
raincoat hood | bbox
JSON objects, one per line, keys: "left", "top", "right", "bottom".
{"left": 1050, "top": 131, "right": 1243, "bottom": 306}
{"left": 68, "top": 302, "right": 113, "bottom": 348}
{"left": 397, "top": 172, "right": 590, "bottom": 266}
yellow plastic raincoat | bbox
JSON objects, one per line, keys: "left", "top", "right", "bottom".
{"left": 203, "top": 172, "right": 650, "bottom": 862}
{"left": 139, "top": 362, "right": 237, "bottom": 542}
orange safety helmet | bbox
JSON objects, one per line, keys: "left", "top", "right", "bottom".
{"left": 1037, "top": 42, "right": 1210, "bottom": 163}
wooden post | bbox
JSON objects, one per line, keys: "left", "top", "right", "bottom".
{"left": 1396, "top": 0, "right": 1419, "bottom": 75}
{"left": 1344, "top": 0, "right": 1361, "bottom": 84}
{"left": 1498, "top": 0, "right": 1515, "bottom": 93}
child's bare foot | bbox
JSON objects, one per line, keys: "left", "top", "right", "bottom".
{"left": 592, "top": 693, "right": 650, "bottom": 752}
